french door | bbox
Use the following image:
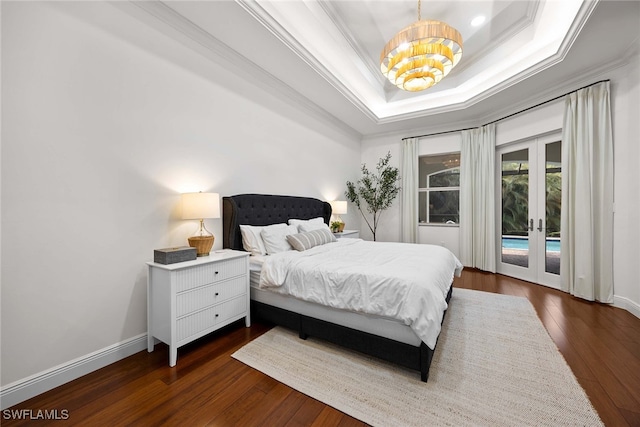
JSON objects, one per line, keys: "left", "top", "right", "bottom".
{"left": 496, "top": 134, "right": 561, "bottom": 289}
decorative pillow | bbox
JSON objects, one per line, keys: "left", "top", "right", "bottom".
{"left": 287, "top": 228, "right": 337, "bottom": 252}
{"left": 261, "top": 225, "right": 298, "bottom": 255}
{"left": 240, "top": 223, "right": 287, "bottom": 255}
{"left": 289, "top": 217, "right": 325, "bottom": 232}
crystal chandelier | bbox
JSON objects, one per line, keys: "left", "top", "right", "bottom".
{"left": 380, "top": 0, "right": 463, "bottom": 92}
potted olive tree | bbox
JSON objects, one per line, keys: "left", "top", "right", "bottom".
{"left": 345, "top": 152, "right": 401, "bottom": 241}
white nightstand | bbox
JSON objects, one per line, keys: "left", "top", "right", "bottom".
{"left": 147, "top": 250, "right": 250, "bottom": 366}
{"left": 334, "top": 229, "right": 359, "bottom": 239}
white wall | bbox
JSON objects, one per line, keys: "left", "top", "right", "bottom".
{"left": 361, "top": 54, "right": 640, "bottom": 315}
{"left": 611, "top": 50, "right": 640, "bottom": 313}
{"left": 0, "top": 2, "right": 360, "bottom": 388}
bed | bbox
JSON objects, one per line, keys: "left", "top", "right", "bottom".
{"left": 222, "top": 193, "right": 461, "bottom": 381}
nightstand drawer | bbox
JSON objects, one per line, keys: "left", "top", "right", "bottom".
{"left": 176, "top": 295, "right": 247, "bottom": 342}
{"left": 176, "top": 276, "right": 247, "bottom": 316}
{"left": 175, "top": 257, "right": 247, "bottom": 292}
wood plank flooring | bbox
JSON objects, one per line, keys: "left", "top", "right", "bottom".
{"left": 4, "top": 270, "right": 640, "bottom": 426}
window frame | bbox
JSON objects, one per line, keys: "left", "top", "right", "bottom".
{"left": 418, "top": 154, "right": 460, "bottom": 226}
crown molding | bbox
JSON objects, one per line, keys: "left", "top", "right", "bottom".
{"left": 363, "top": 42, "right": 631, "bottom": 142}
{"left": 454, "top": 1, "right": 540, "bottom": 76}
{"left": 125, "top": 1, "right": 362, "bottom": 140}
{"left": 235, "top": 0, "right": 379, "bottom": 124}
{"left": 238, "top": 0, "right": 467, "bottom": 124}
{"left": 476, "top": 52, "right": 631, "bottom": 128}
{"left": 317, "top": 0, "right": 388, "bottom": 89}
{"left": 365, "top": 51, "right": 630, "bottom": 142}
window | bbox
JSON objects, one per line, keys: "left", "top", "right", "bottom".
{"left": 419, "top": 154, "right": 460, "bottom": 224}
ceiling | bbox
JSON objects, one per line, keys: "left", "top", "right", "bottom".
{"left": 125, "top": 0, "right": 640, "bottom": 138}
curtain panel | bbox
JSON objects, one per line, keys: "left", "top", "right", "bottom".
{"left": 560, "top": 81, "right": 614, "bottom": 303}
{"left": 401, "top": 138, "right": 418, "bottom": 243}
{"left": 460, "top": 124, "right": 496, "bottom": 272}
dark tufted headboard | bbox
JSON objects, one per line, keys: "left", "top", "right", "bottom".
{"left": 223, "top": 194, "right": 332, "bottom": 251}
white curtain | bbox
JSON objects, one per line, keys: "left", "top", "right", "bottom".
{"left": 460, "top": 124, "right": 496, "bottom": 272}
{"left": 401, "top": 138, "right": 418, "bottom": 243}
{"left": 561, "top": 81, "right": 614, "bottom": 303}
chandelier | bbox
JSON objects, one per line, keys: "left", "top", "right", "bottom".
{"left": 380, "top": 0, "right": 463, "bottom": 92}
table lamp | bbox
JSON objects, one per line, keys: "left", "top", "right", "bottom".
{"left": 329, "top": 200, "right": 347, "bottom": 232}
{"left": 182, "top": 192, "right": 220, "bottom": 257}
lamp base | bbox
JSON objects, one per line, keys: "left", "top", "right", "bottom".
{"left": 187, "top": 235, "right": 214, "bottom": 257}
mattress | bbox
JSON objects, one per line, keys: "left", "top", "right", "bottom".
{"left": 258, "top": 239, "right": 461, "bottom": 349}
{"left": 249, "top": 267, "right": 421, "bottom": 347}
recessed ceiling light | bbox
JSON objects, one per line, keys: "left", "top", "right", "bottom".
{"left": 471, "top": 15, "right": 486, "bottom": 27}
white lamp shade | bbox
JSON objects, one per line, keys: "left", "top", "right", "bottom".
{"left": 181, "top": 192, "right": 220, "bottom": 219}
{"left": 330, "top": 200, "right": 348, "bottom": 215}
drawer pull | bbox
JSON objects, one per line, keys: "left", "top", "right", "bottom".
{"left": 215, "top": 314, "right": 219, "bottom": 318}
{"left": 215, "top": 271, "right": 219, "bottom": 275}
{"left": 215, "top": 292, "right": 219, "bottom": 296}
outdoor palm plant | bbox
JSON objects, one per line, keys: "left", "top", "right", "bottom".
{"left": 502, "top": 174, "right": 529, "bottom": 235}
{"left": 501, "top": 168, "right": 562, "bottom": 237}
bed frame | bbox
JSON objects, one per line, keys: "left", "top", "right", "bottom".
{"left": 222, "top": 193, "right": 451, "bottom": 381}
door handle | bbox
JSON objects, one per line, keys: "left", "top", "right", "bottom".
{"left": 528, "top": 219, "right": 534, "bottom": 231}
{"left": 537, "top": 219, "right": 544, "bottom": 232}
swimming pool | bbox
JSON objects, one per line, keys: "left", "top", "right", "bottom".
{"left": 502, "top": 237, "right": 560, "bottom": 252}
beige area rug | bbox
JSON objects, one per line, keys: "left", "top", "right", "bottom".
{"left": 232, "top": 289, "right": 603, "bottom": 426}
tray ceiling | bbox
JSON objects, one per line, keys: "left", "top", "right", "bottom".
{"left": 124, "top": 0, "right": 639, "bottom": 137}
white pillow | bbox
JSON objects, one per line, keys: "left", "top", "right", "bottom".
{"left": 240, "top": 223, "right": 287, "bottom": 255}
{"left": 300, "top": 222, "right": 331, "bottom": 233}
{"left": 261, "top": 225, "right": 298, "bottom": 254}
{"left": 289, "top": 217, "right": 325, "bottom": 232}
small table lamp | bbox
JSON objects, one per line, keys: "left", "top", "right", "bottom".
{"left": 329, "top": 200, "right": 347, "bottom": 232}
{"left": 182, "top": 192, "right": 220, "bottom": 257}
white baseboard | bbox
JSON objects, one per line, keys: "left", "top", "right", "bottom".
{"left": 614, "top": 295, "right": 640, "bottom": 319}
{"left": 0, "top": 334, "right": 148, "bottom": 410}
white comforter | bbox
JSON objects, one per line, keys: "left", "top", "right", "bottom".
{"left": 259, "top": 239, "right": 463, "bottom": 349}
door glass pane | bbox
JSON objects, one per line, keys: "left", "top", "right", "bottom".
{"left": 502, "top": 149, "right": 529, "bottom": 267}
{"left": 545, "top": 141, "right": 561, "bottom": 275}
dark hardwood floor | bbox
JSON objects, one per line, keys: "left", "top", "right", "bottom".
{"left": 4, "top": 270, "right": 640, "bottom": 426}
